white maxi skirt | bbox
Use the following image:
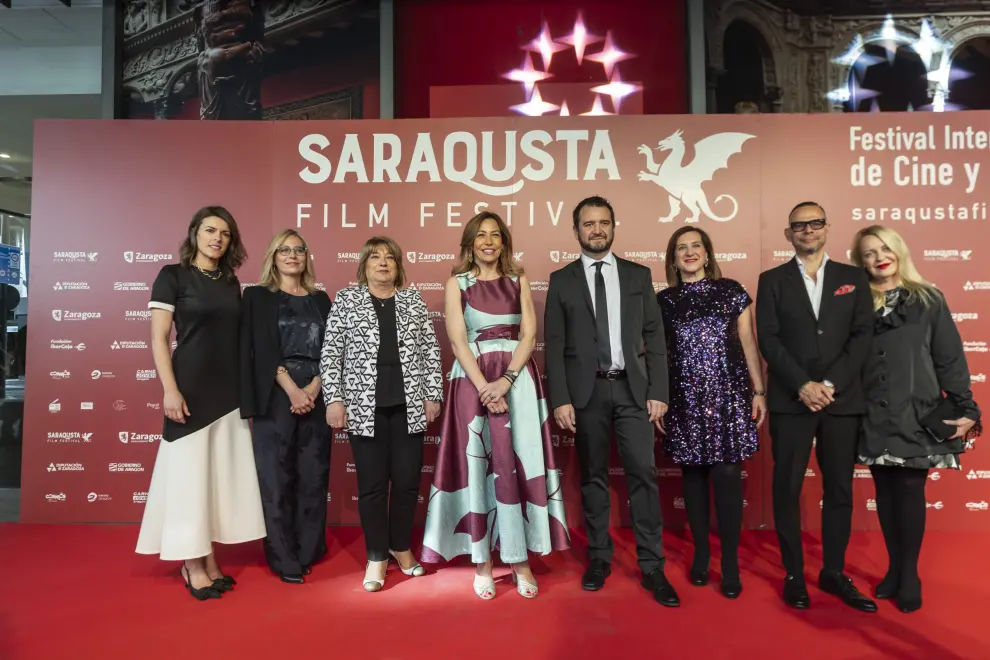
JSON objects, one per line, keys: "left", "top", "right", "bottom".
{"left": 135, "top": 408, "right": 267, "bottom": 560}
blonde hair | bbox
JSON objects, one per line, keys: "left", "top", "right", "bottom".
{"left": 452, "top": 211, "right": 523, "bottom": 277}
{"left": 356, "top": 236, "right": 407, "bottom": 289}
{"left": 850, "top": 225, "right": 940, "bottom": 311}
{"left": 258, "top": 229, "right": 318, "bottom": 293}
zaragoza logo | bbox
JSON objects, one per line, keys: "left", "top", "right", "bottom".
{"left": 636, "top": 130, "right": 754, "bottom": 223}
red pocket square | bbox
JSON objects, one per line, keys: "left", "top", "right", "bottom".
{"left": 834, "top": 284, "right": 856, "bottom": 296}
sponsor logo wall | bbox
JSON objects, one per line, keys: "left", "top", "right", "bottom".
{"left": 23, "top": 115, "right": 990, "bottom": 532}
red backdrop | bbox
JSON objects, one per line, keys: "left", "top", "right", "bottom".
{"left": 24, "top": 113, "right": 990, "bottom": 533}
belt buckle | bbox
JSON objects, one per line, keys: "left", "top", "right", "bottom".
{"left": 605, "top": 369, "right": 619, "bottom": 380}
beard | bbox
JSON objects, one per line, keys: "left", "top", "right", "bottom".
{"left": 578, "top": 232, "right": 614, "bottom": 256}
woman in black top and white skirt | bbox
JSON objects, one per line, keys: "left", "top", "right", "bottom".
{"left": 241, "top": 229, "right": 332, "bottom": 584}
{"left": 321, "top": 236, "right": 444, "bottom": 592}
{"left": 851, "top": 225, "right": 981, "bottom": 614}
{"left": 135, "top": 206, "right": 266, "bottom": 600}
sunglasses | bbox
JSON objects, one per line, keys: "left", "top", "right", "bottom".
{"left": 789, "top": 219, "right": 826, "bottom": 233}
{"left": 277, "top": 246, "right": 308, "bottom": 257}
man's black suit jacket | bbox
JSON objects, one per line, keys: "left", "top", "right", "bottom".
{"left": 544, "top": 255, "right": 668, "bottom": 411}
{"left": 239, "top": 285, "right": 332, "bottom": 419}
{"left": 755, "top": 258, "right": 874, "bottom": 416}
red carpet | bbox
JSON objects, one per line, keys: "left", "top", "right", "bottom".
{"left": 1, "top": 525, "right": 987, "bottom": 659}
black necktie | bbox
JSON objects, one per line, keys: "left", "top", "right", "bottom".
{"left": 593, "top": 262, "right": 612, "bottom": 370}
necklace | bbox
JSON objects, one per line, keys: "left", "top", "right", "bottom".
{"left": 194, "top": 264, "right": 221, "bottom": 280}
{"left": 370, "top": 289, "right": 395, "bottom": 307}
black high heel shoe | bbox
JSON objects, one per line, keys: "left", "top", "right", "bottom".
{"left": 874, "top": 572, "right": 898, "bottom": 600}
{"left": 209, "top": 564, "right": 236, "bottom": 591}
{"left": 181, "top": 566, "right": 222, "bottom": 601}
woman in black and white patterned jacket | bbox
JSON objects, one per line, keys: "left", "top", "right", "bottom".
{"left": 320, "top": 236, "right": 444, "bottom": 592}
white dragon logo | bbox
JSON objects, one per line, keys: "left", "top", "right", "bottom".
{"left": 637, "top": 129, "right": 755, "bottom": 223}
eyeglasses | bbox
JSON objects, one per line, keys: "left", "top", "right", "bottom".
{"left": 277, "top": 246, "right": 307, "bottom": 256}
{"left": 789, "top": 219, "right": 826, "bottom": 233}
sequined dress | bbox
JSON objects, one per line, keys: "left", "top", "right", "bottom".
{"left": 658, "top": 277, "right": 758, "bottom": 465}
{"left": 421, "top": 274, "right": 570, "bottom": 564}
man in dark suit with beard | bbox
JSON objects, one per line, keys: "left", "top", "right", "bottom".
{"left": 756, "top": 201, "right": 877, "bottom": 613}
{"left": 544, "top": 196, "right": 678, "bottom": 607}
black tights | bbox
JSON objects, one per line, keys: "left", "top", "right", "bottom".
{"left": 870, "top": 465, "right": 928, "bottom": 600}
{"left": 681, "top": 462, "right": 744, "bottom": 583}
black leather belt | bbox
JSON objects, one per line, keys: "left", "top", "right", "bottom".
{"left": 596, "top": 369, "right": 627, "bottom": 380}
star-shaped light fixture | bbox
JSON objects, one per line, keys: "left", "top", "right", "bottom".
{"left": 502, "top": 53, "right": 552, "bottom": 96}
{"left": 526, "top": 21, "right": 568, "bottom": 70}
{"left": 510, "top": 85, "right": 560, "bottom": 116}
{"left": 580, "top": 94, "right": 612, "bottom": 116}
{"left": 559, "top": 99, "right": 570, "bottom": 116}
{"left": 555, "top": 11, "right": 603, "bottom": 65}
{"left": 590, "top": 66, "right": 642, "bottom": 114}
{"left": 912, "top": 18, "right": 945, "bottom": 70}
{"left": 585, "top": 30, "right": 633, "bottom": 79}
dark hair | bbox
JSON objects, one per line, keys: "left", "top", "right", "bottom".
{"left": 664, "top": 226, "right": 722, "bottom": 287}
{"left": 572, "top": 196, "right": 615, "bottom": 229}
{"left": 452, "top": 211, "right": 522, "bottom": 277}
{"left": 179, "top": 206, "right": 246, "bottom": 282}
{"left": 789, "top": 201, "right": 825, "bottom": 222}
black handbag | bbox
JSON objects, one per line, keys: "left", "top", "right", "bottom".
{"left": 919, "top": 397, "right": 963, "bottom": 442}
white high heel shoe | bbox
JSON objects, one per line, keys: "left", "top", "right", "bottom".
{"left": 511, "top": 571, "right": 538, "bottom": 599}
{"left": 363, "top": 560, "right": 387, "bottom": 592}
{"left": 389, "top": 550, "right": 426, "bottom": 577}
{"left": 473, "top": 573, "right": 496, "bottom": 600}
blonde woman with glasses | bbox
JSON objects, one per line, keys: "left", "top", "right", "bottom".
{"left": 241, "top": 229, "right": 332, "bottom": 584}
{"left": 852, "top": 224, "right": 981, "bottom": 613}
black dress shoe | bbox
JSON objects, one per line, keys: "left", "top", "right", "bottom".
{"left": 895, "top": 577, "right": 922, "bottom": 613}
{"left": 874, "top": 572, "right": 898, "bottom": 600}
{"left": 819, "top": 572, "right": 878, "bottom": 613}
{"left": 582, "top": 560, "right": 611, "bottom": 591}
{"left": 279, "top": 573, "right": 305, "bottom": 584}
{"left": 303, "top": 566, "right": 311, "bottom": 576}
{"left": 721, "top": 578, "right": 742, "bottom": 599}
{"left": 689, "top": 568, "right": 710, "bottom": 586}
{"left": 783, "top": 575, "right": 810, "bottom": 609}
{"left": 641, "top": 568, "right": 680, "bottom": 607}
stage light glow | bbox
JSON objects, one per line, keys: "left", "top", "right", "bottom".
{"left": 830, "top": 15, "right": 959, "bottom": 112}
{"left": 556, "top": 12, "right": 603, "bottom": 65}
{"left": 510, "top": 86, "right": 560, "bottom": 117}
{"left": 559, "top": 100, "right": 570, "bottom": 116}
{"left": 585, "top": 30, "right": 633, "bottom": 79}
{"left": 0, "top": 153, "right": 9, "bottom": 159}
{"left": 503, "top": 53, "right": 552, "bottom": 96}
{"left": 581, "top": 94, "right": 612, "bottom": 116}
{"left": 526, "top": 21, "right": 568, "bottom": 70}
{"left": 590, "top": 66, "right": 642, "bottom": 114}
{"left": 501, "top": 14, "right": 638, "bottom": 116}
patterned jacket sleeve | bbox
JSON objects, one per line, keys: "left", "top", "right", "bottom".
{"left": 416, "top": 291, "right": 444, "bottom": 402}
{"left": 321, "top": 290, "right": 347, "bottom": 406}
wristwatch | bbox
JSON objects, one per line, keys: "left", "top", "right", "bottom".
{"left": 823, "top": 379, "right": 835, "bottom": 390}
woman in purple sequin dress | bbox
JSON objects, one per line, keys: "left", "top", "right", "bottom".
{"left": 657, "top": 227, "right": 766, "bottom": 598}
{"left": 421, "top": 212, "right": 570, "bottom": 600}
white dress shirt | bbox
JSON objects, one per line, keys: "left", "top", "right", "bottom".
{"left": 796, "top": 253, "right": 830, "bottom": 320}
{"left": 580, "top": 251, "right": 625, "bottom": 370}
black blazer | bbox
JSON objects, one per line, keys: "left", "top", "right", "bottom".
{"left": 544, "top": 255, "right": 668, "bottom": 410}
{"left": 861, "top": 290, "right": 980, "bottom": 459}
{"left": 755, "top": 258, "right": 873, "bottom": 415}
{"left": 239, "top": 285, "right": 332, "bottom": 418}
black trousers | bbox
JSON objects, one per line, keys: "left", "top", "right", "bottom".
{"left": 770, "top": 412, "right": 859, "bottom": 579}
{"left": 574, "top": 378, "right": 664, "bottom": 574}
{"left": 870, "top": 465, "right": 927, "bottom": 599}
{"left": 681, "top": 462, "right": 744, "bottom": 581}
{"left": 252, "top": 387, "right": 331, "bottom": 576}
{"left": 349, "top": 405, "right": 423, "bottom": 562}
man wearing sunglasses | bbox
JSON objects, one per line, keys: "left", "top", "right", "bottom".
{"left": 755, "top": 201, "right": 876, "bottom": 613}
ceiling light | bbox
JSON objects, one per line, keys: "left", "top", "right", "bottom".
{"left": 0, "top": 154, "right": 10, "bottom": 159}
